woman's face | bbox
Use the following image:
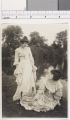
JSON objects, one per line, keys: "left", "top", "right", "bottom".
{"left": 49, "top": 72, "right": 53, "bottom": 80}
{"left": 21, "top": 43, "right": 28, "bottom": 48}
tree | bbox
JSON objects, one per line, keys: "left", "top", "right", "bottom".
{"left": 2, "top": 25, "right": 23, "bottom": 49}
{"left": 30, "top": 31, "right": 47, "bottom": 47}
{"left": 29, "top": 32, "right": 50, "bottom": 79}
{"left": 2, "top": 25, "right": 23, "bottom": 74}
{"left": 52, "top": 30, "right": 67, "bottom": 79}
{"left": 55, "top": 30, "right": 67, "bottom": 52}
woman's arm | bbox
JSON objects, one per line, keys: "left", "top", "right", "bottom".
{"left": 13, "top": 49, "right": 19, "bottom": 66}
{"left": 53, "top": 88, "right": 63, "bottom": 100}
{"left": 29, "top": 47, "right": 37, "bottom": 70}
{"left": 29, "top": 47, "right": 34, "bottom": 65}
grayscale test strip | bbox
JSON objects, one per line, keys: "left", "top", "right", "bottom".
{"left": 1, "top": 11, "right": 70, "bottom": 19}
{"left": 1, "top": 0, "right": 70, "bottom": 19}
{"left": 1, "top": 0, "right": 70, "bottom": 11}
{"left": 27, "top": 0, "right": 70, "bottom": 11}
{"left": 27, "top": 0, "right": 58, "bottom": 11}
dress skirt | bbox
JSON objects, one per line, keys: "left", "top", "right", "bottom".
{"left": 13, "top": 59, "right": 36, "bottom": 101}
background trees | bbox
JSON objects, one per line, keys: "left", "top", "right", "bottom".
{"left": 2, "top": 25, "right": 23, "bottom": 74}
{"left": 2, "top": 25, "right": 67, "bottom": 79}
{"left": 53, "top": 30, "right": 67, "bottom": 78}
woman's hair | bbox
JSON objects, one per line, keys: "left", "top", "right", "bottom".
{"left": 51, "top": 70, "right": 61, "bottom": 81}
{"left": 20, "top": 36, "right": 29, "bottom": 44}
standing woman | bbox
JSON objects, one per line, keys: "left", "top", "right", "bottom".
{"left": 13, "top": 36, "right": 37, "bottom": 102}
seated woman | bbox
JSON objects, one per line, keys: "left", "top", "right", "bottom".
{"left": 32, "top": 66, "right": 63, "bottom": 112}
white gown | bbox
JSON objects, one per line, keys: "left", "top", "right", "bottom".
{"left": 20, "top": 67, "right": 63, "bottom": 112}
{"left": 13, "top": 46, "right": 37, "bottom": 101}
{"left": 32, "top": 78, "right": 63, "bottom": 112}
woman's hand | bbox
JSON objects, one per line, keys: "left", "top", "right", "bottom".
{"left": 16, "top": 80, "right": 22, "bottom": 85}
{"left": 53, "top": 90, "right": 62, "bottom": 100}
{"left": 32, "top": 65, "right": 37, "bottom": 72}
{"left": 53, "top": 95, "right": 61, "bottom": 100}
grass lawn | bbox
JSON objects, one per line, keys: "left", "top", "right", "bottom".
{"left": 2, "top": 72, "right": 68, "bottom": 118}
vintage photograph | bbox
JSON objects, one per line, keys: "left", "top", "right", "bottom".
{"left": 2, "top": 24, "right": 68, "bottom": 118}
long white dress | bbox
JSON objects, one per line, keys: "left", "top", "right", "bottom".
{"left": 13, "top": 46, "right": 37, "bottom": 101}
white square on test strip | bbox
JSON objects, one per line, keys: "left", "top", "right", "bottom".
{"left": 2, "top": 0, "right": 26, "bottom": 10}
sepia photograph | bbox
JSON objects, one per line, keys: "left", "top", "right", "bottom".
{"left": 2, "top": 23, "right": 68, "bottom": 118}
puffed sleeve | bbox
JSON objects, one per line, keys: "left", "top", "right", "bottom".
{"left": 13, "top": 49, "right": 19, "bottom": 66}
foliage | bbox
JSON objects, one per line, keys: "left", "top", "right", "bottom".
{"left": 2, "top": 25, "right": 23, "bottom": 74}
{"left": 30, "top": 31, "right": 67, "bottom": 79}
{"left": 30, "top": 32, "right": 47, "bottom": 47}
{"left": 2, "top": 26, "right": 67, "bottom": 79}
{"left": 2, "top": 25, "right": 23, "bottom": 49}
{"left": 55, "top": 30, "right": 67, "bottom": 51}
{"left": 51, "top": 30, "right": 67, "bottom": 78}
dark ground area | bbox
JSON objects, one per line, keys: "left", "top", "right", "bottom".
{"left": 2, "top": 72, "right": 68, "bottom": 118}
